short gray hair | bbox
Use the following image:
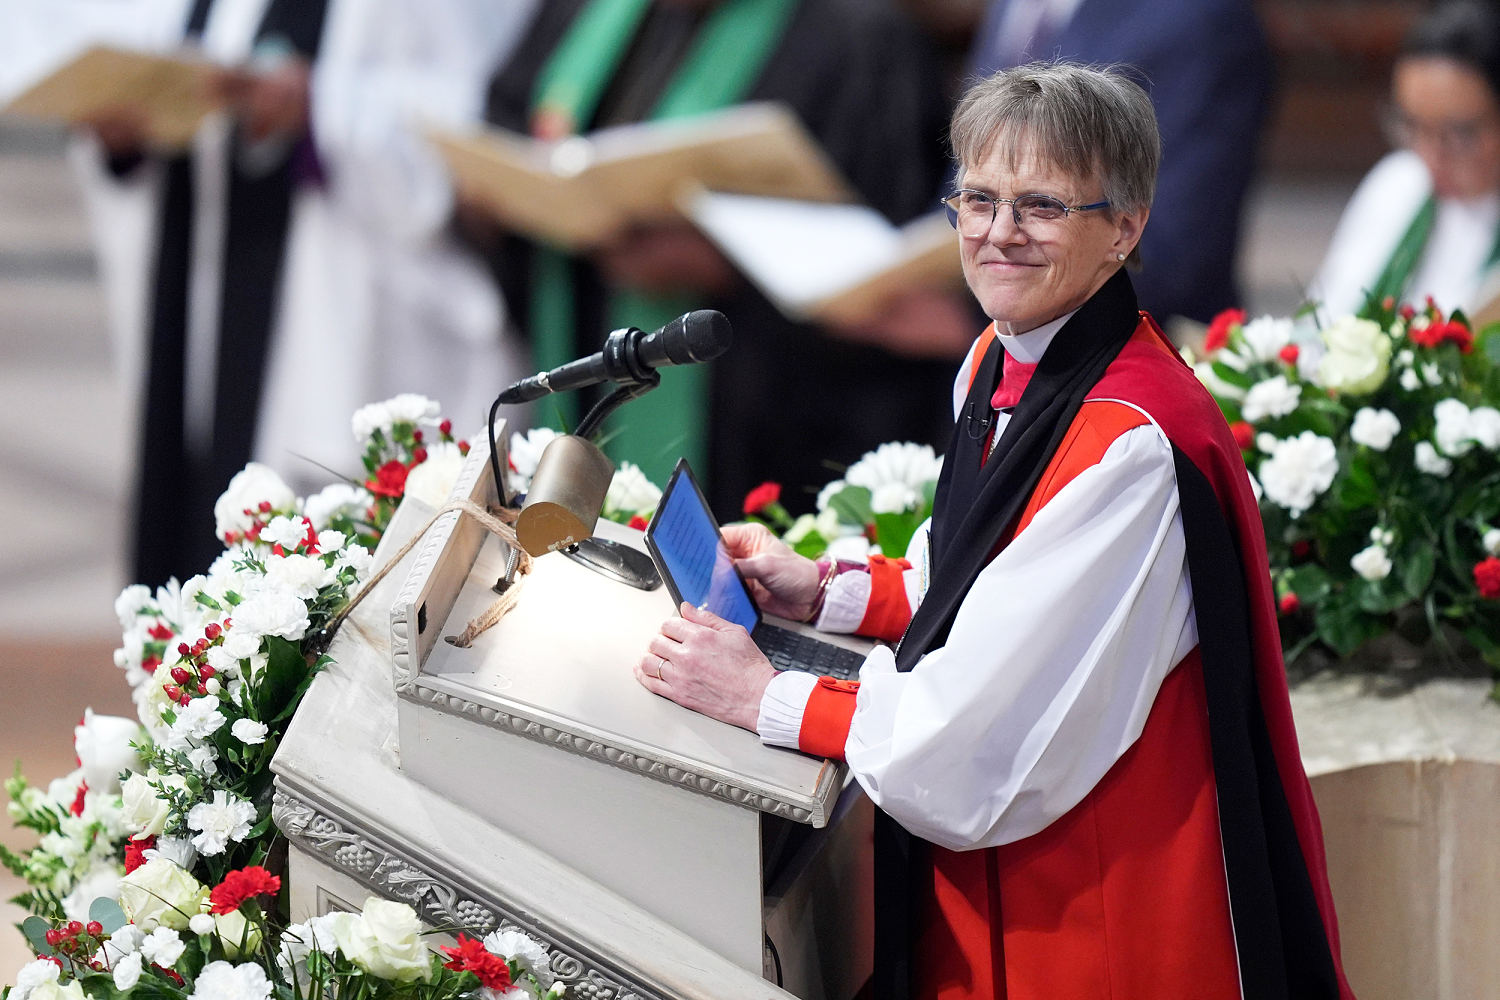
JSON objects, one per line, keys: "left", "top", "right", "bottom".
{"left": 950, "top": 62, "right": 1161, "bottom": 220}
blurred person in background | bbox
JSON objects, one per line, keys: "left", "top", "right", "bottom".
{"left": 475, "top": 0, "right": 956, "bottom": 518}
{"left": 1313, "top": 0, "right": 1500, "bottom": 321}
{"left": 58, "top": 0, "right": 534, "bottom": 587}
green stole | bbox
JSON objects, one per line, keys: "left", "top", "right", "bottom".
{"left": 528, "top": 0, "right": 797, "bottom": 488}
{"left": 1362, "top": 194, "right": 1500, "bottom": 316}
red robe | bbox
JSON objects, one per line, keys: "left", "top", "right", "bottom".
{"left": 798, "top": 317, "right": 1354, "bottom": 999}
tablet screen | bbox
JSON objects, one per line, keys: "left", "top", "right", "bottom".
{"left": 645, "top": 460, "right": 760, "bottom": 633}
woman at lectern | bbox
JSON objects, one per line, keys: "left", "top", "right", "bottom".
{"left": 637, "top": 63, "right": 1356, "bottom": 1000}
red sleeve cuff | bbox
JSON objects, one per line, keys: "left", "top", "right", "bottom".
{"left": 857, "top": 554, "right": 912, "bottom": 642}
{"left": 798, "top": 676, "right": 860, "bottom": 761}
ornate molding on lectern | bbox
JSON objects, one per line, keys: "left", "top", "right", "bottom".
{"left": 406, "top": 680, "right": 832, "bottom": 825}
{"left": 272, "top": 787, "right": 662, "bottom": 1000}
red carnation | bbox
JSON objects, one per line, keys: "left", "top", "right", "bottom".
{"left": 208, "top": 866, "right": 283, "bottom": 915}
{"left": 367, "top": 460, "right": 410, "bottom": 498}
{"left": 1475, "top": 557, "right": 1500, "bottom": 600}
{"left": 442, "top": 933, "right": 512, "bottom": 990}
{"left": 1410, "top": 318, "right": 1474, "bottom": 353}
{"left": 70, "top": 780, "right": 87, "bottom": 817}
{"left": 1278, "top": 344, "right": 1300, "bottom": 365}
{"left": 628, "top": 514, "right": 649, "bottom": 531}
{"left": 1229, "top": 420, "right": 1255, "bottom": 451}
{"left": 124, "top": 836, "right": 155, "bottom": 874}
{"left": 1278, "top": 592, "right": 1300, "bottom": 615}
{"left": 743, "top": 481, "right": 782, "bottom": 516}
{"left": 1203, "top": 308, "right": 1245, "bottom": 353}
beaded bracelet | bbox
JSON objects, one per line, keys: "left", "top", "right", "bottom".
{"left": 803, "top": 557, "right": 840, "bottom": 623}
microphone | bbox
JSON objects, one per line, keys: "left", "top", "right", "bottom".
{"left": 497, "top": 309, "right": 733, "bottom": 404}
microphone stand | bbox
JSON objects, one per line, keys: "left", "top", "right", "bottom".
{"left": 486, "top": 363, "right": 663, "bottom": 591}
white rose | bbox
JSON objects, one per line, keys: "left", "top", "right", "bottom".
{"left": 213, "top": 908, "right": 263, "bottom": 959}
{"left": 74, "top": 710, "right": 143, "bottom": 795}
{"left": 1241, "top": 374, "right": 1302, "bottom": 422}
{"left": 213, "top": 463, "right": 295, "bottom": 540}
{"left": 1316, "top": 315, "right": 1391, "bottom": 394}
{"left": 331, "top": 898, "right": 433, "bottom": 983}
{"left": 1415, "top": 441, "right": 1453, "bottom": 477}
{"left": 1256, "top": 431, "right": 1339, "bottom": 517}
{"left": 118, "top": 858, "right": 208, "bottom": 931}
{"left": 1350, "top": 544, "right": 1393, "bottom": 582}
{"left": 1349, "top": 407, "right": 1401, "bottom": 451}
{"left": 120, "top": 771, "right": 187, "bottom": 839}
{"left": 404, "top": 442, "right": 467, "bottom": 508}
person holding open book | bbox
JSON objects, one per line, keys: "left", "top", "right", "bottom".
{"left": 474, "top": 0, "right": 957, "bottom": 517}
{"left": 636, "top": 63, "right": 1355, "bottom": 1000}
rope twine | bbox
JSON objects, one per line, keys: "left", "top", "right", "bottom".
{"left": 325, "top": 497, "right": 533, "bottom": 647}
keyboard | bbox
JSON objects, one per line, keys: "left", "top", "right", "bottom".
{"left": 754, "top": 622, "right": 865, "bottom": 681}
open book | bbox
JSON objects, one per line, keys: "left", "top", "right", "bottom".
{"left": 427, "top": 102, "right": 854, "bottom": 249}
{"left": 679, "top": 188, "right": 965, "bottom": 326}
{"left": 2, "top": 45, "right": 220, "bottom": 151}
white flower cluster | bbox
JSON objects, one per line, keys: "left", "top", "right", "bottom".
{"left": 603, "top": 461, "right": 662, "bottom": 519}
{"left": 508, "top": 427, "right": 560, "bottom": 495}
{"left": 840, "top": 442, "right": 943, "bottom": 516}
{"left": 1256, "top": 431, "right": 1339, "bottom": 517}
{"left": 351, "top": 392, "right": 441, "bottom": 441}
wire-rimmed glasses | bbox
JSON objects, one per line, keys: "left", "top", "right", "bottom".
{"left": 941, "top": 188, "right": 1111, "bottom": 239}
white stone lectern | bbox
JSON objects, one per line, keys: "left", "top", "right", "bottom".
{"left": 271, "top": 438, "right": 874, "bottom": 1000}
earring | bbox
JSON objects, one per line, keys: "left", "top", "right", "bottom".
{"left": 1115, "top": 252, "right": 1126, "bottom": 262}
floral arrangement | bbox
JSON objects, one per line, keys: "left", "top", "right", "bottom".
{"left": 4, "top": 396, "right": 569, "bottom": 997}
{"left": 505, "top": 428, "right": 662, "bottom": 529}
{"left": 1192, "top": 299, "right": 1500, "bottom": 676}
{"left": 746, "top": 442, "right": 944, "bottom": 561}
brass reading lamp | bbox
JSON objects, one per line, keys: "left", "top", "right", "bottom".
{"left": 486, "top": 310, "right": 733, "bottom": 589}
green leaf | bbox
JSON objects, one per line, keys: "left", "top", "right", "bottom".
{"left": 1284, "top": 564, "right": 1333, "bottom": 604}
{"left": 89, "top": 895, "right": 128, "bottom": 934}
{"left": 255, "top": 636, "right": 311, "bottom": 725}
{"left": 1401, "top": 547, "right": 1436, "bottom": 600}
{"left": 826, "top": 486, "right": 873, "bottom": 528}
{"left": 1210, "top": 360, "right": 1253, "bottom": 388}
{"left": 21, "top": 914, "right": 54, "bottom": 956}
{"left": 873, "top": 512, "right": 918, "bottom": 560}
{"left": 1314, "top": 599, "right": 1386, "bottom": 658}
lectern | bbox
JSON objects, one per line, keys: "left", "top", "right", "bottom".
{"left": 271, "top": 435, "right": 874, "bottom": 1000}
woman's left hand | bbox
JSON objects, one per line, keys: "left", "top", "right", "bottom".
{"left": 636, "top": 603, "right": 777, "bottom": 732}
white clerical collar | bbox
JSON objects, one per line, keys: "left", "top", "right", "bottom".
{"left": 995, "top": 307, "right": 1080, "bottom": 364}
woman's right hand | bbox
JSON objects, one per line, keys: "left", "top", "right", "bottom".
{"left": 723, "top": 522, "right": 821, "bottom": 621}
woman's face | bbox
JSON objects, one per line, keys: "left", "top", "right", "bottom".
{"left": 958, "top": 141, "right": 1146, "bottom": 335}
{"left": 1390, "top": 56, "right": 1500, "bottom": 200}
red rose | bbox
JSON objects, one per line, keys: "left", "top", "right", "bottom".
{"left": 366, "top": 460, "right": 409, "bottom": 498}
{"left": 743, "top": 481, "right": 782, "bottom": 516}
{"left": 442, "top": 934, "right": 512, "bottom": 990}
{"left": 1203, "top": 308, "right": 1245, "bottom": 353}
{"left": 1278, "top": 344, "right": 1300, "bottom": 365}
{"left": 1475, "top": 557, "right": 1500, "bottom": 600}
{"left": 1278, "top": 592, "right": 1300, "bottom": 615}
{"left": 208, "top": 865, "right": 283, "bottom": 915}
{"left": 1229, "top": 420, "right": 1255, "bottom": 451}
{"left": 123, "top": 836, "right": 155, "bottom": 874}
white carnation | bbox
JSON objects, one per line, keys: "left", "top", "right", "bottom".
{"left": 508, "top": 427, "right": 560, "bottom": 493}
{"left": 1349, "top": 407, "right": 1400, "bottom": 451}
{"left": 232, "top": 719, "right": 268, "bottom": 745}
{"left": 845, "top": 442, "right": 943, "bottom": 495}
{"left": 1433, "top": 398, "right": 1475, "bottom": 456}
{"left": 112, "top": 951, "right": 144, "bottom": 990}
{"left": 264, "top": 553, "right": 336, "bottom": 601}
{"left": 302, "top": 483, "right": 373, "bottom": 531}
{"left": 231, "top": 590, "right": 311, "bottom": 643}
{"left": 15, "top": 958, "right": 60, "bottom": 990}
{"left": 259, "top": 515, "right": 308, "bottom": 550}
{"left": 604, "top": 461, "right": 662, "bottom": 517}
{"left": 140, "top": 926, "right": 186, "bottom": 968}
{"left": 1256, "top": 432, "right": 1338, "bottom": 517}
{"left": 870, "top": 481, "right": 920, "bottom": 515}
{"left": 185, "top": 790, "right": 257, "bottom": 856}
{"left": 1470, "top": 406, "right": 1500, "bottom": 449}
{"left": 1237, "top": 315, "right": 1295, "bottom": 362}
{"left": 1399, "top": 368, "right": 1422, "bottom": 391}
{"left": 352, "top": 393, "right": 439, "bottom": 441}
{"left": 404, "top": 441, "right": 466, "bottom": 508}
{"left": 814, "top": 478, "right": 849, "bottom": 513}
{"left": 114, "top": 585, "right": 154, "bottom": 630}
{"left": 1414, "top": 441, "right": 1453, "bottom": 477}
{"left": 483, "top": 928, "right": 555, "bottom": 988}
{"left": 1350, "top": 544, "right": 1393, "bottom": 582}
{"left": 1241, "top": 374, "right": 1302, "bottom": 422}
{"left": 214, "top": 463, "right": 295, "bottom": 540}
{"left": 187, "top": 960, "right": 273, "bottom": 1000}
{"left": 1484, "top": 528, "right": 1500, "bottom": 557}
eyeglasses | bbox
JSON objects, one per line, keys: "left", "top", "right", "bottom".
{"left": 941, "top": 188, "right": 1111, "bottom": 239}
{"left": 1382, "top": 105, "right": 1498, "bottom": 157}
